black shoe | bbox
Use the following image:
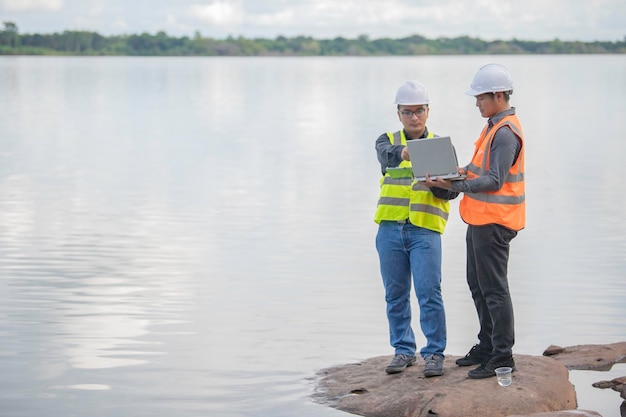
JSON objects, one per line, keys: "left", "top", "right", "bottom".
{"left": 468, "top": 355, "right": 516, "bottom": 379}
{"left": 385, "top": 354, "right": 417, "bottom": 374}
{"left": 455, "top": 344, "right": 491, "bottom": 367}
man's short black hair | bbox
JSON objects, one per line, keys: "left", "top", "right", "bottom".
{"left": 487, "top": 91, "right": 512, "bottom": 101}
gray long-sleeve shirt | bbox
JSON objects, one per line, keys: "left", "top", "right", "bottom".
{"left": 375, "top": 127, "right": 459, "bottom": 201}
{"left": 450, "top": 108, "right": 521, "bottom": 194}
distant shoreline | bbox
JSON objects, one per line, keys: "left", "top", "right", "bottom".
{"left": 1, "top": 22, "right": 625, "bottom": 56}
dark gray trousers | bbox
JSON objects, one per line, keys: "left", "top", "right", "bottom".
{"left": 466, "top": 223, "right": 517, "bottom": 357}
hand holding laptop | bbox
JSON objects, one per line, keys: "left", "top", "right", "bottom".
{"left": 424, "top": 167, "right": 467, "bottom": 189}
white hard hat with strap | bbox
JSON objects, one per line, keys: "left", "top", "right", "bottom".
{"left": 465, "top": 63, "right": 514, "bottom": 96}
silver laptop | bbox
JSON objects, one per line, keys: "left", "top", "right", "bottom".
{"left": 406, "top": 136, "right": 466, "bottom": 181}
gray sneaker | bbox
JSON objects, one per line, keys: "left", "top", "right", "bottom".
{"left": 385, "top": 354, "right": 417, "bottom": 374}
{"left": 423, "top": 354, "right": 444, "bottom": 377}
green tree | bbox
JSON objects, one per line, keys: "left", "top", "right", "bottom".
{"left": 1, "top": 23, "right": 625, "bottom": 56}
{"left": 1, "top": 21, "right": 20, "bottom": 48}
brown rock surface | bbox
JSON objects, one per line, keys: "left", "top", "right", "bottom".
{"left": 314, "top": 354, "right": 577, "bottom": 417}
{"left": 544, "top": 342, "right": 626, "bottom": 413}
{"left": 543, "top": 342, "right": 626, "bottom": 371}
{"left": 592, "top": 376, "right": 626, "bottom": 400}
{"left": 507, "top": 411, "right": 602, "bottom": 417}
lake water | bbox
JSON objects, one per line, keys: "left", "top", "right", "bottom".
{"left": 0, "top": 55, "right": 624, "bottom": 417}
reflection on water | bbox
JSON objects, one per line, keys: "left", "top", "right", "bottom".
{"left": 570, "top": 364, "right": 626, "bottom": 417}
{"left": 0, "top": 55, "right": 624, "bottom": 417}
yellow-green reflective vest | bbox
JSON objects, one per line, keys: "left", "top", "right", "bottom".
{"left": 374, "top": 131, "right": 451, "bottom": 234}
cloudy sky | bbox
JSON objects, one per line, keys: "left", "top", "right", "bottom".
{"left": 1, "top": 0, "right": 624, "bottom": 41}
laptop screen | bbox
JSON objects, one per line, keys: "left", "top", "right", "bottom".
{"left": 405, "top": 136, "right": 463, "bottom": 181}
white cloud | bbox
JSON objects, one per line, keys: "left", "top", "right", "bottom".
{"left": 0, "top": 0, "right": 63, "bottom": 11}
{"left": 1, "top": 0, "right": 624, "bottom": 41}
{"left": 251, "top": 10, "right": 294, "bottom": 27}
{"left": 191, "top": 1, "right": 243, "bottom": 25}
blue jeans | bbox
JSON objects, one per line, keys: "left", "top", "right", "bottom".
{"left": 376, "top": 221, "right": 446, "bottom": 358}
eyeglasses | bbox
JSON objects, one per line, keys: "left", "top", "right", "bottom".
{"left": 399, "top": 108, "right": 427, "bottom": 118}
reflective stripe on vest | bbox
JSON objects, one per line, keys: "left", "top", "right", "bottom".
{"left": 374, "top": 130, "right": 451, "bottom": 233}
{"left": 459, "top": 115, "right": 526, "bottom": 230}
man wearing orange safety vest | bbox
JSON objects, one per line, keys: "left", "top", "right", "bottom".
{"left": 426, "top": 63, "right": 525, "bottom": 379}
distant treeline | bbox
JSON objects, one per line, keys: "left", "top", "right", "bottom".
{"left": 1, "top": 22, "right": 625, "bottom": 56}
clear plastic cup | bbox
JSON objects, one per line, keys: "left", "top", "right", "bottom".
{"left": 495, "top": 367, "right": 512, "bottom": 386}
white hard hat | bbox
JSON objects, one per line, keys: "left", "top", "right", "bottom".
{"left": 465, "top": 63, "right": 514, "bottom": 96}
{"left": 395, "top": 80, "right": 430, "bottom": 105}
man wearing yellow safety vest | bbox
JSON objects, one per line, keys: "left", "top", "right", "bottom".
{"left": 375, "top": 81, "right": 459, "bottom": 378}
{"left": 426, "top": 63, "right": 525, "bottom": 379}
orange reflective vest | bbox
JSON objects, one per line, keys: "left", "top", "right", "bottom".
{"left": 459, "top": 114, "right": 525, "bottom": 231}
